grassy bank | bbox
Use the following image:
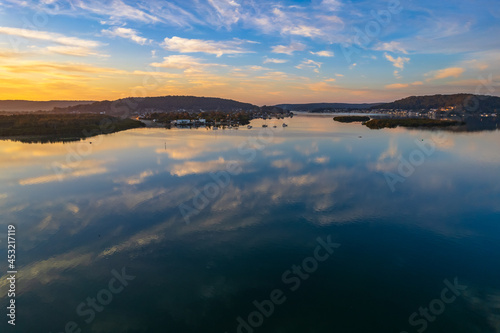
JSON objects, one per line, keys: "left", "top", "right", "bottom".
{"left": 0, "top": 113, "right": 145, "bottom": 143}
{"left": 365, "top": 118, "right": 462, "bottom": 129}
{"left": 333, "top": 116, "right": 371, "bottom": 123}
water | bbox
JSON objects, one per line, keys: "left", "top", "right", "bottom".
{"left": 1, "top": 115, "right": 500, "bottom": 333}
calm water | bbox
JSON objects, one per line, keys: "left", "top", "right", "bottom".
{"left": 1, "top": 115, "right": 500, "bottom": 333}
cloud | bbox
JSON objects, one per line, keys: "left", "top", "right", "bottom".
{"left": 263, "top": 58, "right": 288, "bottom": 64}
{"left": 310, "top": 50, "right": 334, "bottom": 57}
{"left": 271, "top": 42, "right": 306, "bottom": 55}
{"left": 375, "top": 42, "right": 408, "bottom": 54}
{"left": 115, "top": 170, "right": 155, "bottom": 185}
{"left": 384, "top": 53, "right": 410, "bottom": 70}
{"left": 266, "top": 9, "right": 325, "bottom": 38}
{"left": 162, "top": 36, "right": 251, "bottom": 57}
{"left": 150, "top": 55, "right": 224, "bottom": 73}
{"left": 247, "top": 66, "right": 268, "bottom": 71}
{"left": 296, "top": 59, "right": 322, "bottom": 73}
{"left": 44, "top": 46, "right": 102, "bottom": 57}
{"left": 255, "top": 71, "right": 290, "bottom": 80}
{"left": 0, "top": 61, "right": 126, "bottom": 74}
{"left": 427, "top": 67, "right": 465, "bottom": 80}
{"left": 313, "top": 156, "right": 330, "bottom": 164}
{"left": 0, "top": 26, "right": 102, "bottom": 56}
{"left": 464, "top": 60, "right": 489, "bottom": 71}
{"left": 282, "top": 25, "right": 323, "bottom": 38}
{"left": 169, "top": 157, "right": 237, "bottom": 176}
{"left": 385, "top": 83, "right": 409, "bottom": 89}
{"left": 308, "top": 82, "right": 335, "bottom": 91}
{"left": 0, "top": 50, "right": 17, "bottom": 58}
{"left": 19, "top": 166, "right": 108, "bottom": 185}
{"left": 150, "top": 55, "right": 204, "bottom": 69}
{"left": 385, "top": 81, "right": 425, "bottom": 89}
{"left": 71, "top": 0, "right": 162, "bottom": 24}
{"left": 18, "top": 0, "right": 207, "bottom": 28}
{"left": 321, "top": 0, "right": 342, "bottom": 11}
{"left": 102, "top": 27, "right": 150, "bottom": 45}
{"left": 131, "top": 70, "right": 181, "bottom": 78}
{"left": 369, "top": 138, "right": 400, "bottom": 172}
{"left": 271, "top": 159, "right": 303, "bottom": 172}
{"left": 244, "top": 5, "right": 344, "bottom": 42}
{"left": 203, "top": 0, "right": 242, "bottom": 29}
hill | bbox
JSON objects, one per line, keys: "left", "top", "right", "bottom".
{"left": 371, "top": 94, "right": 500, "bottom": 113}
{"left": 0, "top": 100, "right": 95, "bottom": 112}
{"left": 53, "top": 96, "right": 259, "bottom": 116}
{"left": 275, "top": 103, "right": 382, "bottom": 111}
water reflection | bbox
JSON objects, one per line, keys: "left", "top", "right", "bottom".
{"left": 0, "top": 115, "right": 499, "bottom": 332}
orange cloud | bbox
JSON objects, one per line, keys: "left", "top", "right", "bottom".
{"left": 385, "top": 83, "right": 409, "bottom": 89}
{"left": 427, "top": 67, "right": 465, "bottom": 80}
{"left": 385, "top": 81, "right": 424, "bottom": 89}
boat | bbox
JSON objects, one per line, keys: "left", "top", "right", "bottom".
{"left": 262, "top": 124, "right": 268, "bottom": 128}
{"left": 247, "top": 125, "right": 253, "bottom": 129}
{"left": 282, "top": 123, "right": 288, "bottom": 127}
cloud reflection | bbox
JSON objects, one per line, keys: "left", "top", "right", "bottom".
{"left": 1, "top": 119, "right": 500, "bottom": 314}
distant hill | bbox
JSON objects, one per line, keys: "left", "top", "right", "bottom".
{"left": 0, "top": 100, "right": 95, "bottom": 112}
{"left": 371, "top": 94, "right": 500, "bottom": 113}
{"left": 53, "top": 96, "right": 259, "bottom": 116}
{"left": 275, "top": 103, "right": 382, "bottom": 111}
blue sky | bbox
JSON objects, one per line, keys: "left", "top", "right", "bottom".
{"left": 0, "top": 0, "right": 499, "bottom": 104}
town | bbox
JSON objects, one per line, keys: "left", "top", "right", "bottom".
{"left": 138, "top": 107, "right": 294, "bottom": 129}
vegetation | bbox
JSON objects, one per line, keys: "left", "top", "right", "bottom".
{"left": 311, "top": 108, "right": 343, "bottom": 113}
{"left": 371, "top": 94, "right": 500, "bottom": 113}
{"left": 0, "top": 113, "right": 145, "bottom": 143}
{"left": 53, "top": 96, "right": 259, "bottom": 116}
{"left": 277, "top": 103, "right": 381, "bottom": 111}
{"left": 334, "top": 116, "right": 371, "bottom": 123}
{"left": 364, "top": 118, "right": 463, "bottom": 129}
{"left": 276, "top": 102, "right": 381, "bottom": 111}
{"left": 0, "top": 100, "right": 95, "bottom": 112}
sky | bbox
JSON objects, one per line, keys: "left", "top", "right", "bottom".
{"left": 0, "top": 0, "right": 499, "bottom": 105}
